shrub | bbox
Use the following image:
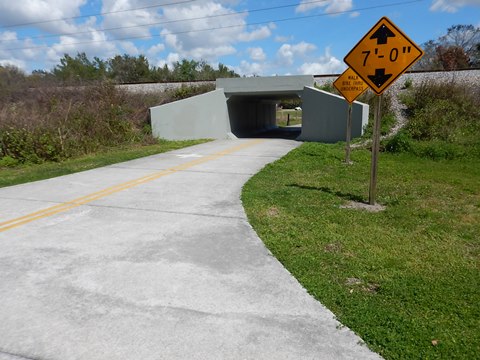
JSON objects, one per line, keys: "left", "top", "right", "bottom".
{"left": 384, "top": 131, "right": 413, "bottom": 153}
{"left": 401, "top": 80, "right": 480, "bottom": 148}
{"left": 314, "top": 81, "right": 336, "bottom": 93}
{"left": 278, "top": 97, "right": 302, "bottom": 109}
{"left": 0, "top": 155, "right": 19, "bottom": 168}
{"left": 361, "top": 91, "right": 395, "bottom": 137}
{"left": 171, "top": 83, "right": 215, "bottom": 101}
{"left": 412, "top": 141, "right": 467, "bottom": 160}
{"left": 0, "top": 82, "right": 213, "bottom": 165}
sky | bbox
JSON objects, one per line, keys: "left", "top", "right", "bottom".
{"left": 0, "top": 0, "right": 479, "bottom": 76}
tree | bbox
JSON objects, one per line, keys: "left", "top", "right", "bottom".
{"left": 436, "top": 45, "right": 470, "bottom": 70}
{"left": 107, "top": 54, "right": 151, "bottom": 83}
{"left": 0, "top": 65, "right": 27, "bottom": 96}
{"left": 216, "top": 63, "right": 238, "bottom": 78}
{"left": 53, "top": 52, "right": 107, "bottom": 83}
{"left": 441, "top": 25, "right": 479, "bottom": 55}
{"left": 151, "top": 64, "right": 173, "bottom": 82}
{"left": 197, "top": 60, "right": 215, "bottom": 80}
{"left": 172, "top": 59, "right": 199, "bottom": 81}
{"left": 413, "top": 40, "right": 442, "bottom": 70}
{"left": 414, "top": 24, "right": 479, "bottom": 70}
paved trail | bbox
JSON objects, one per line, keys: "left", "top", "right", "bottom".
{"left": 0, "top": 139, "right": 382, "bottom": 360}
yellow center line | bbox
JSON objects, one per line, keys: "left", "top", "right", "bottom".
{"left": 0, "top": 139, "right": 264, "bottom": 233}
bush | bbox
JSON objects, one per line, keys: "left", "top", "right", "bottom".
{"left": 361, "top": 91, "right": 395, "bottom": 137}
{"left": 278, "top": 97, "right": 302, "bottom": 109}
{"left": 171, "top": 83, "right": 215, "bottom": 101}
{"left": 0, "top": 155, "right": 19, "bottom": 168}
{"left": 314, "top": 81, "right": 336, "bottom": 93}
{"left": 413, "top": 141, "right": 467, "bottom": 160}
{"left": 400, "top": 80, "right": 480, "bottom": 157}
{"left": 384, "top": 131, "right": 413, "bottom": 153}
{"left": 0, "top": 82, "right": 213, "bottom": 165}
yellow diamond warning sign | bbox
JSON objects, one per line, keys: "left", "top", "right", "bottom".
{"left": 333, "top": 68, "right": 368, "bottom": 104}
{"left": 344, "top": 17, "right": 424, "bottom": 95}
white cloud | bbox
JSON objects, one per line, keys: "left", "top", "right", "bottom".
{"left": 275, "top": 35, "right": 293, "bottom": 43}
{"left": 0, "top": 58, "right": 27, "bottom": 70}
{"left": 157, "top": 52, "right": 180, "bottom": 69}
{"left": 101, "top": 0, "right": 161, "bottom": 38}
{"left": 237, "top": 60, "right": 264, "bottom": 76}
{"left": 189, "top": 45, "right": 236, "bottom": 59}
{"left": 247, "top": 47, "right": 266, "bottom": 61}
{"left": 296, "top": 0, "right": 353, "bottom": 14}
{"left": 277, "top": 41, "right": 316, "bottom": 66}
{"left": 147, "top": 43, "right": 166, "bottom": 56}
{"left": 44, "top": 29, "right": 118, "bottom": 69}
{"left": 0, "top": 31, "right": 44, "bottom": 71}
{"left": 238, "top": 26, "right": 271, "bottom": 42}
{"left": 0, "top": 1, "right": 125, "bottom": 71}
{"left": 298, "top": 47, "right": 344, "bottom": 75}
{"left": 0, "top": 0, "right": 87, "bottom": 34}
{"left": 159, "top": 1, "right": 245, "bottom": 60}
{"left": 430, "top": 0, "right": 480, "bottom": 12}
{"left": 119, "top": 41, "right": 139, "bottom": 55}
{"left": 159, "top": 1, "right": 270, "bottom": 61}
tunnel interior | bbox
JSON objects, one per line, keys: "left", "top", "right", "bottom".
{"left": 226, "top": 93, "right": 302, "bottom": 139}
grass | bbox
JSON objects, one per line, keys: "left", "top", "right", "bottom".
{"left": 242, "top": 142, "right": 479, "bottom": 359}
{"left": 276, "top": 109, "right": 302, "bottom": 127}
{"left": 0, "top": 139, "right": 209, "bottom": 188}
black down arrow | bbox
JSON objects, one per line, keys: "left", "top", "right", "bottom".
{"left": 368, "top": 69, "right": 392, "bottom": 88}
{"left": 370, "top": 24, "right": 395, "bottom": 45}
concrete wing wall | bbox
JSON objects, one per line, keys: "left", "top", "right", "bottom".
{"left": 299, "top": 86, "right": 369, "bottom": 143}
{"left": 150, "top": 89, "right": 231, "bottom": 140}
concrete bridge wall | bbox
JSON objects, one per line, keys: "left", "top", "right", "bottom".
{"left": 150, "top": 89, "right": 231, "bottom": 140}
{"left": 150, "top": 75, "right": 369, "bottom": 142}
{"left": 299, "top": 87, "right": 369, "bottom": 142}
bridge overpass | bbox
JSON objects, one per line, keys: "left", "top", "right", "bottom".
{"left": 150, "top": 75, "right": 369, "bottom": 142}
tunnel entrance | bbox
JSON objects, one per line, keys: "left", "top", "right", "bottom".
{"left": 217, "top": 76, "right": 310, "bottom": 140}
{"left": 226, "top": 94, "right": 302, "bottom": 139}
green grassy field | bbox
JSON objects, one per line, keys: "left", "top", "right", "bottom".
{"left": 276, "top": 109, "right": 302, "bottom": 127}
{"left": 242, "top": 142, "right": 479, "bottom": 359}
{"left": 0, "top": 139, "right": 208, "bottom": 188}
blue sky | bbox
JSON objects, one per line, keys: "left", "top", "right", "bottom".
{"left": 0, "top": 0, "right": 479, "bottom": 75}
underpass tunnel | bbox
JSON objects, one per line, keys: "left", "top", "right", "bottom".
{"left": 226, "top": 93, "right": 303, "bottom": 139}
{"left": 149, "top": 75, "right": 369, "bottom": 142}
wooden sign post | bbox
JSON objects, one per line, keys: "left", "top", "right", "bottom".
{"left": 344, "top": 17, "right": 424, "bottom": 205}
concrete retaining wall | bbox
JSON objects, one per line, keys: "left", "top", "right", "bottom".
{"left": 299, "top": 87, "right": 369, "bottom": 143}
{"left": 150, "top": 89, "right": 230, "bottom": 140}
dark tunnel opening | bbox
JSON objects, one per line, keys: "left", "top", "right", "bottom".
{"left": 226, "top": 94, "right": 302, "bottom": 139}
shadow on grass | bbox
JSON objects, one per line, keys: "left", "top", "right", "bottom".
{"left": 287, "top": 184, "right": 365, "bottom": 203}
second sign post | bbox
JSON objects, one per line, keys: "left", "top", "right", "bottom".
{"left": 333, "top": 68, "right": 368, "bottom": 164}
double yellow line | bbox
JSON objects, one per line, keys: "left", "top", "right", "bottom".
{"left": 0, "top": 139, "right": 264, "bottom": 233}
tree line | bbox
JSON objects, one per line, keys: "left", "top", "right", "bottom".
{"left": 0, "top": 53, "right": 239, "bottom": 90}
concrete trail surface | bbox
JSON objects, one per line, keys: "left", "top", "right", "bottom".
{"left": 0, "top": 139, "right": 382, "bottom": 360}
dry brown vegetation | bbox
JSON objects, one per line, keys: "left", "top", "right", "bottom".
{"left": 0, "top": 82, "right": 214, "bottom": 166}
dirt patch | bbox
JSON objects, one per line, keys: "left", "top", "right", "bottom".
{"left": 266, "top": 206, "right": 280, "bottom": 217}
{"left": 340, "top": 201, "right": 386, "bottom": 213}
